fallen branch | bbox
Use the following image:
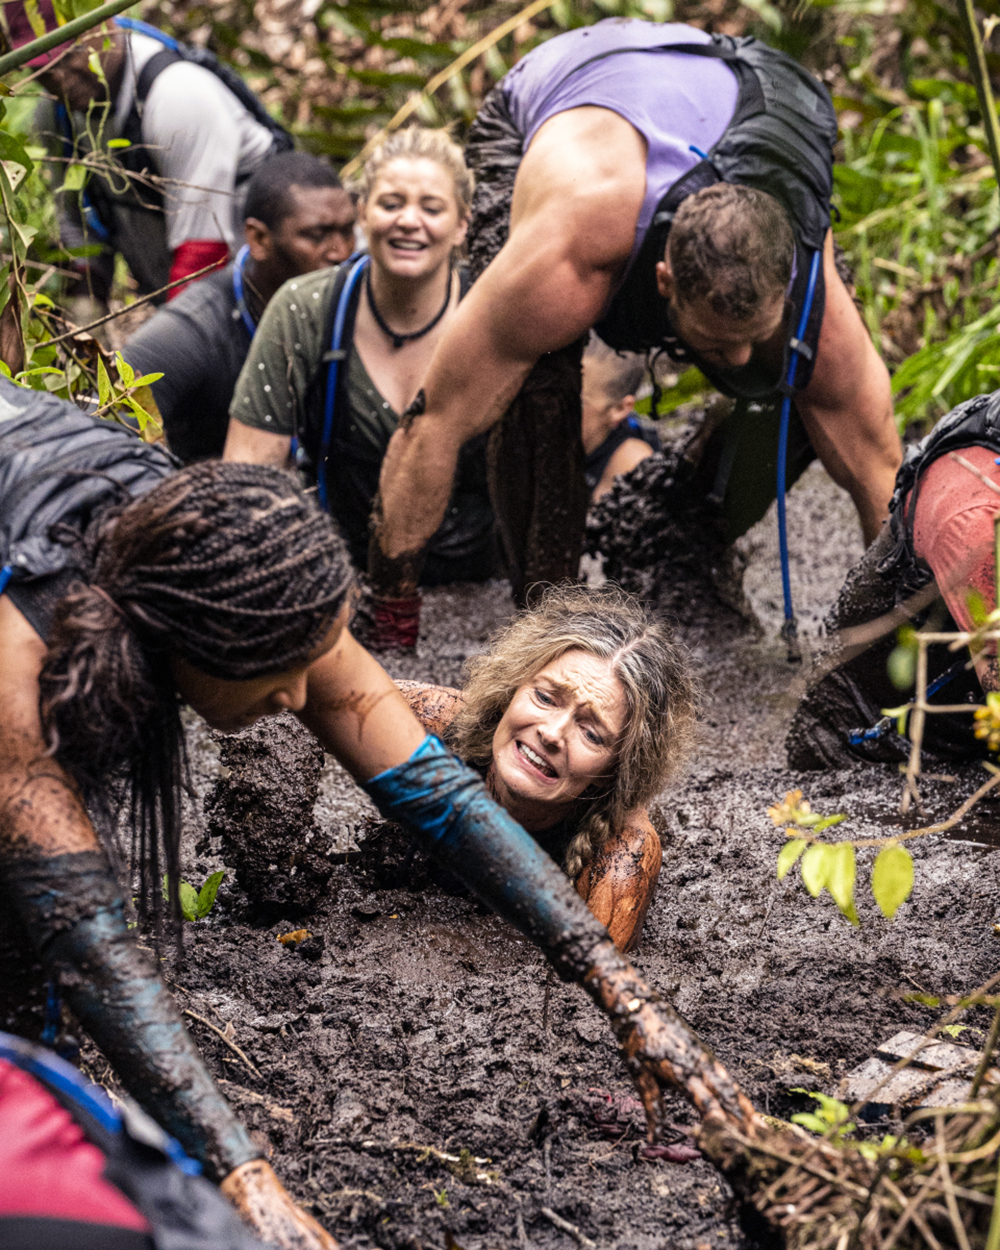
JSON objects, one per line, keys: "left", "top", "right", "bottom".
{"left": 182, "top": 1008, "right": 263, "bottom": 1081}
{"left": 540, "top": 1206, "right": 597, "bottom": 1249}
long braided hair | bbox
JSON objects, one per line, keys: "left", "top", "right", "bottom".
{"left": 38, "top": 462, "right": 354, "bottom": 925}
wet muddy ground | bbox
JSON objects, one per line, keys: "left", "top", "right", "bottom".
{"left": 87, "top": 463, "right": 1000, "bottom": 1250}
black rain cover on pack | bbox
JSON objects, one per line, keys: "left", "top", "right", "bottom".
{"left": 0, "top": 378, "right": 177, "bottom": 584}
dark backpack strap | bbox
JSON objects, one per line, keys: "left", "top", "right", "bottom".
{"left": 135, "top": 46, "right": 183, "bottom": 105}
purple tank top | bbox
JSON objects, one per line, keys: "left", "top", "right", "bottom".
{"left": 503, "top": 20, "right": 739, "bottom": 262}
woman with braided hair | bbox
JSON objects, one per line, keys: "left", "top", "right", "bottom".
{"left": 0, "top": 378, "right": 756, "bottom": 1248}
{"left": 395, "top": 584, "right": 696, "bottom": 951}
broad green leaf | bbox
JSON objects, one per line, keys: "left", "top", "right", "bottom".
{"left": 777, "top": 838, "right": 807, "bottom": 880}
{"left": 61, "top": 163, "right": 88, "bottom": 194}
{"left": 96, "top": 356, "right": 111, "bottom": 407}
{"left": 0, "top": 129, "right": 32, "bottom": 173}
{"left": 872, "top": 845, "right": 914, "bottom": 919}
{"left": 941, "top": 1024, "right": 967, "bottom": 1038}
{"left": 196, "top": 870, "right": 225, "bottom": 919}
{"left": 131, "top": 372, "right": 164, "bottom": 387}
{"left": 800, "top": 843, "right": 831, "bottom": 898}
{"left": 827, "top": 842, "right": 858, "bottom": 923}
{"left": 178, "top": 880, "right": 199, "bottom": 922}
{"left": 0, "top": 361, "right": 11, "bottom": 379}
{"left": 115, "top": 351, "right": 134, "bottom": 387}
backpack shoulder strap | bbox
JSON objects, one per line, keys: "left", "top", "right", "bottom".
{"left": 136, "top": 46, "right": 183, "bottom": 104}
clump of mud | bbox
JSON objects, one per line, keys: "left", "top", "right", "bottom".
{"left": 205, "top": 713, "right": 332, "bottom": 915}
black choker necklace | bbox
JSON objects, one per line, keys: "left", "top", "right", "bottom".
{"left": 366, "top": 267, "right": 452, "bottom": 349}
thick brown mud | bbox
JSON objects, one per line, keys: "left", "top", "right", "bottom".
{"left": 66, "top": 464, "right": 1000, "bottom": 1250}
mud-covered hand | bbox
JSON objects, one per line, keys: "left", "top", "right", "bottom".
{"left": 222, "top": 1160, "right": 338, "bottom": 1250}
{"left": 583, "top": 952, "right": 760, "bottom": 1141}
{"left": 350, "top": 575, "right": 420, "bottom": 653}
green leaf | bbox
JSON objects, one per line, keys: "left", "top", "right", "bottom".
{"left": 827, "top": 842, "right": 858, "bottom": 923}
{"left": 130, "top": 372, "right": 163, "bottom": 387}
{"left": 61, "top": 163, "right": 88, "bottom": 193}
{"left": 812, "top": 814, "right": 848, "bottom": 833}
{"left": 777, "top": 838, "right": 807, "bottom": 880}
{"left": 96, "top": 356, "right": 111, "bottom": 407}
{"left": 801, "top": 843, "right": 832, "bottom": 898}
{"left": 115, "top": 351, "right": 134, "bottom": 387}
{"left": 0, "top": 129, "right": 32, "bottom": 173}
{"left": 196, "top": 870, "right": 225, "bottom": 919}
{"left": 941, "top": 1024, "right": 968, "bottom": 1038}
{"left": 872, "top": 845, "right": 914, "bottom": 919}
{"left": 178, "top": 880, "right": 199, "bottom": 923}
{"left": 887, "top": 642, "right": 917, "bottom": 691}
{"left": 791, "top": 1112, "right": 829, "bottom": 1134}
{"left": 107, "top": 137, "right": 131, "bottom": 149}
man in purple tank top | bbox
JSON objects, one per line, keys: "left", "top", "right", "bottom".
{"left": 362, "top": 20, "right": 900, "bottom": 644}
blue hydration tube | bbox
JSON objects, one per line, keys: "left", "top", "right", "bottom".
{"left": 317, "top": 253, "right": 369, "bottom": 512}
{"left": 113, "top": 15, "right": 181, "bottom": 49}
{"left": 848, "top": 658, "right": 968, "bottom": 746}
{"left": 777, "top": 247, "right": 822, "bottom": 662}
{"left": 231, "top": 244, "right": 257, "bottom": 339}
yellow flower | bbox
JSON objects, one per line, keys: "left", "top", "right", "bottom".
{"left": 768, "top": 790, "right": 811, "bottom": 827}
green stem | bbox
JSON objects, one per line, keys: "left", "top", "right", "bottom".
{"left": 0, "top": 0, "right": 136, "bottom": 78}
{"left": 986, "top": 1151, "right": 1000, "bottom": 1250}
{"left": 956, "top": 0, "right": 1000, "bottom": 188}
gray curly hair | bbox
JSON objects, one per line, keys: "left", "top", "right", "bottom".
{"left": 446, "top": 584, "right": 698, "bottom": 879}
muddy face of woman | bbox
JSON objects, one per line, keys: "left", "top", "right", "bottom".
{"left": 490, "top": 649, "right": 625, "bottom": 829}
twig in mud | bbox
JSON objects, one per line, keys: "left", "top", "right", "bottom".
{"left": 539, "top": 1206, "right": 597, "bottom": 1249}
{"left": 182, "top": 1008, "right": 263, "bottom": 1080}
{"left": 515, "top": 1209, "right": 533, "bottom": 1250}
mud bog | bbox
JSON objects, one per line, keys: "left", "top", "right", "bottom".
{"left": 105, "top": 469, "right": 1000, "bottom": 1248}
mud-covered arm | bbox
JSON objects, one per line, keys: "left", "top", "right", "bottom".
{"left": 395, "top": 680, "right": 465, "bottom": 739}
{"left": 370, "top": 109, "right": 646, "bottom": 598}
{"left": 0, "top": 599, "right": 257, "bottom": 1181}
{"left": 575, "top": 810, "right": 661, "bottom": 952}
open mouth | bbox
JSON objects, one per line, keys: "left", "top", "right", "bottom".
{"left": 388, "top": 239, "right": 427, "bottom": 252}
{"left": 517, "top": 740, "right": 557, "bottom": 778}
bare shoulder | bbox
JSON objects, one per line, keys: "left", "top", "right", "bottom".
{"left": 395, "top": 681, "right": 466, "bottom": 739}
{"left": 511, "top": 107, "right": 647, "bottom": 270}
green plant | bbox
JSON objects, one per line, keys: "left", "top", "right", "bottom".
{"left": 162, "top": 870, "right": 225, "bottom": 922}
{"left": 791, "top": 1089, "right": 925, "bottom": 1165}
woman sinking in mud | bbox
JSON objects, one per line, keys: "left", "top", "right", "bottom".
{"left": 396, "top": 585, "right": 696, "bottom": 950}
{"left": 0, "top": 380, "right": 756, "bottom": 1250}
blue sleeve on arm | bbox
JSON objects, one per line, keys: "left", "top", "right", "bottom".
{"left": 365, "top": 736, "right": 608, "bottom": 975}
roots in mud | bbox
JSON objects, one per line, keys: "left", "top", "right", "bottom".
{"left": 204, "top": 713, "right": 333, "bottom": 915}
{"left": 700, "top": 1097, "right": 1000, "bottom": 1250}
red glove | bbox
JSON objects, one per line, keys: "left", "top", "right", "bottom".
{"left": 167, "top": 240, "right": 230, "bottom": 299}
{"left": 351, "top": 580, "right": 421, "bottom": 653}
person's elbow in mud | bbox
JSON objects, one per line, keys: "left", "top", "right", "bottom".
{"left": 575, "top": 816, "right": 662, "bottom": 952}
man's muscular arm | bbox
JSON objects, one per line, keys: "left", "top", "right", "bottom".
{"left": 370, "top": 108, "right": 647, "bottom": 596}
{"left": 796, "top": 232, "right": 901, "bottom": 545}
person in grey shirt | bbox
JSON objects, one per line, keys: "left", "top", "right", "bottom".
{"left": 122, "top": 151, "right": 356, "bottom": 462}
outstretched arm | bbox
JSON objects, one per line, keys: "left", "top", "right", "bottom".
{"left": 0, "top": 598, "right": 335, "bottom": 1250}
{"left": 301, "top": 636, "right": 760, "bottom": 1145}
{"left": 370, "top": 109, "right": 646, "bottom": 598}
{"left": 796, "top": 232, "right": 901, "bottom": 546}
{"left": 395, "top": 680, "right": 466, "bottom": 739}
{"left": 576, "top": 811, "right": 662, "bottom": 952}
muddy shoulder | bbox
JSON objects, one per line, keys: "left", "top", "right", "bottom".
{"left": 139, "top": 469, "right": 1000, "bottom": 1249}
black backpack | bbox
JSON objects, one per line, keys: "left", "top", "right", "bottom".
{"left": 588, "top": 34, "right": 837, "bottom": 398}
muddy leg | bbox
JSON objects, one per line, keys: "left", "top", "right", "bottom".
{"left": 488, "top": 341, "right": 588, "bottom": 606}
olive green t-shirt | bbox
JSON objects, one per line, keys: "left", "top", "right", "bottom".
{"left": 230, "top": 265, "right": 335, "bottom": 437}
{"left": 229, "top": 264, "right": 499, "bottom": 581}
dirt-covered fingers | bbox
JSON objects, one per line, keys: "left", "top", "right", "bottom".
{"left": 221, "top": 1159, "right": 339, "bottom": 1250}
